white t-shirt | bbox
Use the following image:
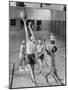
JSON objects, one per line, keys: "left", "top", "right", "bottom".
{"left": 26, "top": 40, "right": 35, "bottom": 54}
{"left": 36, "top": 44, "right": 44, "bottom": 54}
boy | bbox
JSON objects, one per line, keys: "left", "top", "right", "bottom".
{"left": 44, "top": 40, "right": 64, "bottom": 86}
{"left": 19, "top": 40, "right": 26, "bottom": 72}
{"left": 36, "top": 39, "right": 44, "bottom": 73}
{"left": 23, "top": 18, "right": 37, "bottom": 86}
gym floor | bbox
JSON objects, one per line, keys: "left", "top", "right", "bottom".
{"left": 9, "top": 29, "right": 66, "bottom": 88}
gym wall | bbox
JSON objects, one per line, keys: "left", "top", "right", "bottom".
{"left": 51, "top": 11, "right": 66, "bottom": 36}
{"left": 9, "top": 6, "right": 66, "bottom": 36}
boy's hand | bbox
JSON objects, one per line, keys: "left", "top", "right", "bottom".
{"left": 28, "top": 21, "right": 32, "bottom": 28}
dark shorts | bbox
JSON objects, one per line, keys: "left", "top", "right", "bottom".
{"left": 27, "top": 54, "right": 36, "bottom": 65}
{"left": 51, "top": 40, "right": 55, "bottom": 44}
{"left": 38, "top": 54, "right": 44, "bottom": 62}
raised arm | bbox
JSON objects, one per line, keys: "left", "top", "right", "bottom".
{"left": 44, "top": 39, "right": 51, "bottom": 56}
{"left": 23, "top": 20, "right": 29, "bottom": 41}
{"left": 20, "top": 45, "right": 23, "bottom": 53}
{"left": 28, "top": 22, "right": 35, "bottom": 40}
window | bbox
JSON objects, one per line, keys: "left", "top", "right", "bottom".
{"left": 10, "top": 19, "right": 16, "bottom": 26}
{"left": 37, "top": 20, "right": 42, "bottom": 31}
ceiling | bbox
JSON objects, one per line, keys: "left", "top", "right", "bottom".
{"left": 9, "top": 1, "right": 66, "bottom": 11}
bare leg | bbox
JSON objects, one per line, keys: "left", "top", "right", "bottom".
{"left": 44, "top": 53, "right": 49, "bottom": 68}
{"left": 46, "top": 70, "right": 52, "bottom": 86}
{"left": 52, "top": 72, "right": 59, "bottom": 85}
{"left": 27, "top": 64, "right": 37, "bottom": 86}
{"left": 38, "top": 59, "right": 42, "bottom": 73}
{"left": 19, "top": 59, "right": 25, "bottom": 72}
{"left": 53, "top": 70, "right": 64, "bottom": 85}
{"left": 31, "top": 64, "right": 38, "bottom": 86}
